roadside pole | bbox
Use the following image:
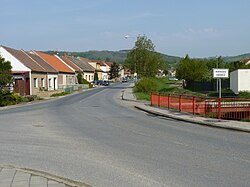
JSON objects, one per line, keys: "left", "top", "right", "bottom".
{"left": 213, "top": 68, "right": 229, "bottom": 122}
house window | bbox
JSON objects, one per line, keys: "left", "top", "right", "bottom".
{"left": 89, "top": 75, "right": 91, "bottom": 81}
{"left": 41, "top": 78, "right": 45, "bottom": 87}
{"left": 85, "top": 75, "right": 87, "bottom": 80}
{"left": 34, "top": 78, "right": 38, "bottom": 88}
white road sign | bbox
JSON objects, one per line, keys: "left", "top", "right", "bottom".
{"left": 213, "top": 69, "right": 229, "bottom": 78}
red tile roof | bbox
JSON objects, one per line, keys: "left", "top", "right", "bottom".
{"left": 60, "top": 55, "right": 82, "bottom": 72}
{"left": 90, "top": 59, "right": 106, "bottom": 66}
{"left": 25, "top": 51, "right": 58, "bottom": 73}
{"left": 106, "top": 62, "right": 114, "bottom": 67}
{"left": 34, "top": 51, "right": 74, "bottom": 73}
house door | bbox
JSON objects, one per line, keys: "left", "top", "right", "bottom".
{"left": 14, "top": 79, "right": 25, "bottom": 96}
{"left": 25, "top": 78, "right": 30, "bottom": 95}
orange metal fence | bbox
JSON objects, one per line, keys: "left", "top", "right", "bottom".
{"left": 151, "top": 92, "right": 250, "bottom": 121}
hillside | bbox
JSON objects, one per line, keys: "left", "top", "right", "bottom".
{"left": 69, "top": 50, "right": 182, "bottom": 64}
{"left": 45, "top": 50, "right": 181, "bottom": 64}
{"left": 222, "top": 53, "right": 250, "bottom": 63}
{"left": 44, "top": 50, "right": 250, "bottom": 64}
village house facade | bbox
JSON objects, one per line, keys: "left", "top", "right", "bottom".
{"left": 0, "top": 46, "right": 60, "bottom": 95}
{"left": 65, "top": 56, "right": 95, "bottom": 82}
{"left": 33, "top": 51, "right": 76, "bottom": 87}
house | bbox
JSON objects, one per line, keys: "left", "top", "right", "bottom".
{"left": 64, "top": 56, "right": 95, "bottom": 82}
{"left": 88, "top": 60, "right": 104, "bottom": 80}
{"left": 0, "top": 45, "right": 31, "bottom": 95}
{"left": 26, "top": 51, "right": 58, "bottom": 91}
{"left": 230, "top": 69, "right": 250, "bottom": 94}
{"left": 0, "top": 45, "right": 60, "bottom": 96}
{"left": 60, "top": 54, "right": 82, "bottom": 73}
{"left": 33, "top": 51, "right": 76, "bottom": 87}
{"left": 98, "top": 60, "right": 110, "bottom": 80}
{"left": 244, "top": 58, "right": 250, "bottom": 65}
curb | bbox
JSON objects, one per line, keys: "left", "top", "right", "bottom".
{"left": 0, "top": 165, "right": 91, "bottom": 187}
{"left": 134, "top": 105, "right": 250, "bottom": 133}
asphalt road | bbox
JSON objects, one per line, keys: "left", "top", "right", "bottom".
{"left": 0, "top": 84, "right": 250, "bottom": 187}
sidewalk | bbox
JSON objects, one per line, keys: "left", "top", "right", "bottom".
{"left": 0, "top": 165, "right": 90, "bottom": 187}
{"left": 122, "top": 86, "right": 250, "bottom": 133}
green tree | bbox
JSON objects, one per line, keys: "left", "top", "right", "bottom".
{"left": 124, "top": 35, "right": 164, "bottom": 77}
{"left": 94, "top": 71, "right": 98, "bottom": 81}
{"left": 0, "top": 56, "right": 12, "bottom": 92}
{"left": 226, "top": 60, "right": 250, "bottom": 72}
{"left": 176, "top": 55, "right": 209, "bottom": 81}
{"left": 77, "top": 72, "right": 84, "bottom": 84}
{"left": 109, "top": 62, "right": 119, "bottom": 79}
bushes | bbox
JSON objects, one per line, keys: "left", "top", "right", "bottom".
{"left": 238, "top": 91, "right": 250, "bottom": 98}
{"left": 50, "top": 92, "right": 70, "bottom": 97}
{"left": 0, "top": 91, "right": 23, "bottom": 106}
{"left": 133, "top": 78, "right": 159, "bottom": 94}
{"left": 0, "top": 91, "right": 43, "bottom": 107}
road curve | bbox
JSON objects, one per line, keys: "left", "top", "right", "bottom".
{"left": 0, "top": 84, "right": 250, "bottom": 187}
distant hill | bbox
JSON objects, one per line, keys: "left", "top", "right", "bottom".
{"left": 68, "top": 50, "right": 182, "bottom": 64}
{"left": 44, "top": 50, "right": 181, "bottom": 64}
{"left": 222, "top": 53, "right": 250, "bottom": 63}
{"left": 44, "top": 50, "right": 250, "bottom": 64}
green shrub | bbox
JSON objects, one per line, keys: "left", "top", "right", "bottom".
{"left": 238, "top": 91, "right": 250, "bottom": 98}
{"left": 0, "top": 91, "right": 23, "bottom": 106}
{"left": 25, "top": 95, "right": 39, "bottom": 102}
{"left": 133, "top": 78, "right": 159, "bottom": 94}
{"left": 50, "top": 92, "right": 70, "bottom": 97}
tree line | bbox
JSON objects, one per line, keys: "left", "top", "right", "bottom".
{"left": 176, "top": 55, "right": 250, "bottom": 82}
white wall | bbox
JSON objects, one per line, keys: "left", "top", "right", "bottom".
{"left": 48, "top": 74, "right": 58, "bottom": 90}
{"left": 230, "top": 70, "right": 239, "bottom": 94}
{"left": 238, "top": 69, "right": 250, "bottom": 92}
{"left": 102, "top": 72, "right": 108, "bottom": 80}
{"left": 84, "top": 72, "right": 94, "bottom": 82}
{"left": 230, "top": 69, "right": 250, "bottom": 94}
{"left": 0, "top": 47, "right": 30, "bottom": 72}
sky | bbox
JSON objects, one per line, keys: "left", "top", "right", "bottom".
{"left": 1, "top": 0, "right": 250, "bottom": 58}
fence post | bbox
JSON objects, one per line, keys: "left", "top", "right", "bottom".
{"left": 193, "top": 96, "right": 196, "bottom": 115}
{"left": 158, "top": 93, "right": 161, "bottom": 108}
{"left": 218, "top": 98, "right": 221, "bottom": 122}
{"left": 168, "top": 93, "right": 170, "bottom": 109}
{"left": 179, "top": 95, "right": 182, "bottom": 112}
{"left": 151, "top": 93, "right": 152, "bottom": 106}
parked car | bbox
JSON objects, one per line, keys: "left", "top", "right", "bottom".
{"left": 122, "top": 78, "right": 128, "bottom": 83}
{"left": 102, "top": 80, "right": 110, "bottom": 86}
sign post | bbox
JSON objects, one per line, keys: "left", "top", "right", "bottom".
{"left": 213, "top": 68, "right": 229, "bottom": 122}
{"left": 213, "top": 69, "right": 229, "bottom": 98}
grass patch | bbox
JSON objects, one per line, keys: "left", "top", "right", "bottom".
{"left": 134, "top": 92, "right": 151, "bottom": 101}
{"left": 50, "top": 92, "right": 70, "bottom": 97}
{"left": 134, "top": 77, "right": 180, "bottom": 100}
{"left": 133, "top": 77, "right": 250, "bottom": 101}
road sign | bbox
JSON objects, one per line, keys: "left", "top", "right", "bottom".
{"left": 213, "top": 68, "right": 229, "bottom": 99}
{"left": 213, "top": 69, "right": 229, "bottom": 78}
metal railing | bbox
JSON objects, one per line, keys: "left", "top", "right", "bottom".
{"left": 58, "top": 84, "right": 89, "bottom": 93}
{"left": 151, "top": 92, "right": 250, "bottom": 122}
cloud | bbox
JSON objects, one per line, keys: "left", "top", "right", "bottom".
{"left": 187, "top": 28, "right": 217, "bottom": 35}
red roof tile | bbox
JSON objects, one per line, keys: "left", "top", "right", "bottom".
{"left": 34, "top": 51, "right": 74, "bottom": 73}
{"left": 60, "top": 55, "right": 82, "bottom": 72}
{"left": 106, "top": 62, "right": 114, "bottom": 67}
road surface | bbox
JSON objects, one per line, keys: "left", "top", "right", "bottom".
{"left": 0, "top": 84, "right": 250, "bottom": 187}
